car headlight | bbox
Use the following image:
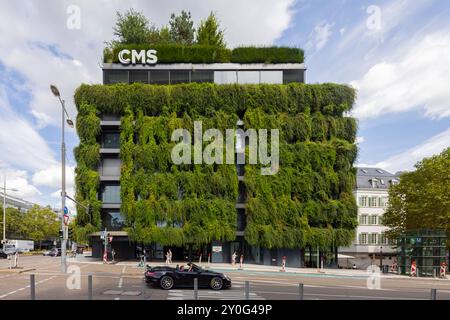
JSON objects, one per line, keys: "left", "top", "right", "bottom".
{"left": 224, "top": 274, "right": 231, "bottom": 281}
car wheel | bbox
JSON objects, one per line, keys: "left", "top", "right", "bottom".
{"left": 210, "top": 277, "right": 223, "bottom": 290}
{"left": 160, "top": 276, "right": 174, "bottom": 290}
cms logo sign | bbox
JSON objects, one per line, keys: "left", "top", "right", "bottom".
{"left": 118, "top": 49, "right": 158, "bottom": 65}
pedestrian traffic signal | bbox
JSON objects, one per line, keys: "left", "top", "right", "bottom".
{"left": 68, "top": 228, "right": 73, "bottom": 240}
{"left": 59, "top": 230, "right": 63, "bottom": 239}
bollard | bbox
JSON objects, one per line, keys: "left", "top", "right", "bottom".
{"left": 433, "top": 268, "right": 436, "bottom": 278}
{"left": 30, "top": 274, "right": 35, "bottom": 300}
{"left": 244, "top": 281, "right": 250, "bottom": 300}
{"left": 88, "top": 274, "right": 93, "bottom": 300}
{"left": 299, "top": 283, "right": 304, "bottom": 300}
{"left": 194, "top": 278, "right": 198, "bottom": 300}
{"left": 431, "top": 288, "right": 437, "bottom": 300}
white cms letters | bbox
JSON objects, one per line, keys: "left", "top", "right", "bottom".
{"left": 118, "top": 49, "right": 158, "bottom": 65}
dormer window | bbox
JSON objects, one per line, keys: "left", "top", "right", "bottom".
{"left": 370, "top": 178, "right": 379, "bottom": 188}
{"left": 390, "top": 179, "right": 399, "bottom": 186}
{"left": 361, "top": 169, "right": 368, "bottom": 174}
{"left": 376, "top": 169, "right": 384, "bottom": 174}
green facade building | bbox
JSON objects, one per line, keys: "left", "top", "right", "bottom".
{"left": 74, "top": 46, "right": 358, "bottom": 266}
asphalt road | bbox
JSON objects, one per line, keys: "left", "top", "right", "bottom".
{"left": 1, "top": 256, "right": 450, "bottom": 300}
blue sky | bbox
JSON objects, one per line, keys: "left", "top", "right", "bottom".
{"left": 0, "top": 0, "right": 449, "bottom": 210}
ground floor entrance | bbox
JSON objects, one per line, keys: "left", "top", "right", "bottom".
{"left": 91, "top": 235, "right": 345, "bottom": 268}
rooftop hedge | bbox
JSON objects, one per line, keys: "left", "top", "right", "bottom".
{"left": 74, "top": 82, "right": 357, "bottom": 250}
{"left": 103, "top": 44, "right": 304, "bottom": 64}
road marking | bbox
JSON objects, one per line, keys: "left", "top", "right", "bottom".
{"left": 166, "top": 289, "right": 265, "bottom": 300}
{"left": 0, "top": 275, "right": 57, "bottom": 299}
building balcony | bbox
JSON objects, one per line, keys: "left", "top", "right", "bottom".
{"left": 100, "top": 120, "right": 121, "bottom": 127}
{"left": 101, "top": 203, "right": 121, "bottom": 210}
{"left": 235, "top": 203, "right": 246, "bottom": 209}
{"left": 100, "top": 175, "right": 120, "bottom": 182}
{"left": 100, "top": 148, "right": 120, "bottom": 154}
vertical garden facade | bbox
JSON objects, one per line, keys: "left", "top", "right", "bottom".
{"left": 74, "top": 46, "right": 358, "bottom": 265}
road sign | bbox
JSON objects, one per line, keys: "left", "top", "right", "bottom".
{"left": 63, "top": 214, "right": 69, "bottom": 226}
{"left": 64, "top": 206, "right": 68, "bottom": 215}
{"left": 100, "top": 230, "right": 106, "bottom": 240}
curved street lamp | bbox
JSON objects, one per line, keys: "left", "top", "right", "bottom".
{"left": 50, "top": 84, "right": 74, "bottom": 273}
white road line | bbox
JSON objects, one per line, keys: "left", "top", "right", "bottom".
{"left": 0, "top": 275, "right": 57, "bottom": 299}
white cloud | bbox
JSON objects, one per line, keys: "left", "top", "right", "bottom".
{"left": 356, "top": 136, "right": 365, "bottom": 144}
{"left": 32, "top": 165, "right": 75, "bottom": 191}
{"left": 359, "top": 127, "right": 450, "bottom": 173}
{"left": 306, "top": 21, "right": 333, "bottom": 51}
{"left": 0, "top": 164, "right": 42, "bottom": 200}
{"left": 351, "top": 30, "right": 450, "bottom": 120}
{"left": 0, "top": 87, "right": 58, "bottom": 172}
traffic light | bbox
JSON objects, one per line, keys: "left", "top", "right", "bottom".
{"left": 68, "top": 228, "right": 73, "bottom": 240}
{"left": 58, "top": 230, "right": 63, "bottom": 239}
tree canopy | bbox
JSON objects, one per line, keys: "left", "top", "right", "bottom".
{"left": 169, "top": 11, "right": 195, "bottom": 45}
{"left": 383, "top": 147, "right": 450, "bottom": 247}
{"left": 0, "top": 204, "right": 59, "bottom": 244}
{"left": 109, "top": 9, "right": 227, "bottom": 48}
{"left": 196, "top": 12, "right": 226, "bottom": 48}
{"left": 112, "top": 9, "right": 152, "bottom": 45}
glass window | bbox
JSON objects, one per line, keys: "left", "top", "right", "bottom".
{"left": 170, "top": 70, "right": 190, "bottom": 84}
{"left": 237, "top": 209, "right": 246, "bottom": 231}
{"left": 237, "top": 181, "right": 246, "bottom": 203}
{"left": 101, "top": 185, "right": 121, "bottom": 204}
{"left": 191, "top": 70, "right": 214, "bottom": 83}
{"left": 283, "top": 70, "right": 304, "bottom": 84}
{"left": 359, "top": 233, "right": 367, "bottom": 245}
{"left": 369, "top": 197, "right": 378, "bottom": 207}
{"left": 101, "top": 158, "right": 121, "bottom": 176}
{"left": 150, "top": 70, "right": 170, "bottom": 84}
{"left": 260, "top": 71, "right": 283, "bottom": 84}
{"left": 101, "top": 210, "right": 125, "bottom": 231}
{"left": 368, "top": 215, "right": 378, "bottom": 225}
{"left": 105, "top": 70, "right": 128, "bottom": 84}
{"left": 381, "top": 233, "right": 388, "bottom": 245}
{"left": 130, "top": 70, "right": 148, "bottom": 83}
{"left": 237, "top": 71, "right": 260, "bottom": 84}
{"left": 369, "top": 233, "right": 378, "bottom": 245}
{"left": 214, "top": 71, "right": 237, "bottom": 84}
{"left": 359, "top": 215, "right": 367, "bottom": 225}
{"left": 359, "top": 196, "right": 368, "bottom": 207}
{"left": 102, "top": 132, "right": 120, "bottom": 148}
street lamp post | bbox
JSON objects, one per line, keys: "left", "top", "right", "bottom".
{"left": 50, "top": 85, "right": 74, "bottom": 273}
{"left": 2, "top": 176, "right": 19, "bottom": 251}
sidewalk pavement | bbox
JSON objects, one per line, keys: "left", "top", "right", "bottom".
{"left": 67, "top": 256, "right": 449, "bottom": 281}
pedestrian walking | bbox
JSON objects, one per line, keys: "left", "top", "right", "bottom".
{"left": 111, "top": 249, "right": 116, "bottom": 262}
{"left": 168, "top": 249, "right": 172, "bottom": 264}
{"left": 232, "top": 251, "right": 237, "bottom": 266}
{"left": 165, "top": 250, "right": 170, "bottom": 265}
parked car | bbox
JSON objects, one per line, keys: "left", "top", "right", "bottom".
{"left": 145, "top": 262, "right": 231, "bottom": 290}
{"left": 43, "top": 248, "right": 61, "bottom": 257}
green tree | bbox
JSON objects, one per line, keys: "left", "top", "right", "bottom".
{"left": 148, "top": 26, "right": 172, "bottom": 45}
{"left": 384, "top": 147, "right": 450, "bottom": 247}
{"left": 22, "top": 205, "right": 59, "bottom": 249}
{"left": 196, "top": 12, "right": 226, "bottom": 48}
{"left": 0, "top": 206, "right": 26, "bottom": 239}
{"left": 169, "top": 11, "right": 195, "bottom": 45}
{"left": 112, "top": 9, "right": 152, "bottom": 45}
